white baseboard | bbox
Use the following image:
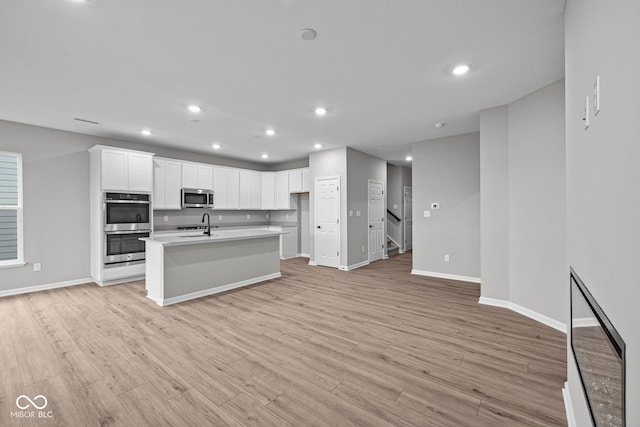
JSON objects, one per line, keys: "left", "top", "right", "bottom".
{"left": 399, "top": 249, "right": 406, "bottom": 254}
{"left": 298, "top": 253, "right": 310, "bottom": 258}
{"left": 148, "top": 272, "right": 282, "bottom": 307}
{"left": 411, "top": 269, "right": 481, "bottom": 284}
{"left": 94, "top": 275, "right": 145, "bottom": 287}
{"left": 478, "top": 296, "right": 567, "bottom": 333}
{"left": 0, "top": 277, "right": 92, "bottom": 298}
{"left": 339, "top": 260, "right": 370, "bottom": 271}
{"left": 308, "top": 260, "right": 318, "bottom": 266}
{"left": 562, "top": 382, "right": 576, "bottom": 427}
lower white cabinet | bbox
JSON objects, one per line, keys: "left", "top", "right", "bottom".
{"left": 281, "top": 225, "right": 298, "bottom": 259}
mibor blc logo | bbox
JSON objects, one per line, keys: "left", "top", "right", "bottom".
{"left": 11, "top": 395, "right": 53, "bottom": 419}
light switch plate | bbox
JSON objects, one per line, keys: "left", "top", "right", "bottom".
{"left": 349, "top": 210, "right": 353, "bottom": 217}
{"left": 593, "top": 76, "right": 600, "bottom": 116}
{"left": 393, "top": 204, "right": 398, "bottom": 209}
{"left": 34, "top": 263, "right": 41, "bottom": 272}
{"left": 584, "top": 96, "right": 590, "bottom": 130}
{"left": 356, "top": 211, "right": 361, "bottom": 217}
{"left": 424, "top": 210, "right": 431, "bottom": 217}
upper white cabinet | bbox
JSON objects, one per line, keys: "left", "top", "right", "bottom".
{"left": 289, "top": 169, "right": 302, "bottom": 193}
{"left": 93, "top": 146, "right": 154, "bottom": 192}
{"left": 226, "top": 169, "right": 240, "bottom": 209}
{"left": 212, "top": 167, "right": 228, "bottom": 209}
{"left": 275, "top": 171, "right": 291, "bottom": 209}
{"left": 302, "top": 168, "right": 310, "bottom": 192}
{"left": 154, "top": 158, "right": 182, "bottom": 210}
{"left": 182, "top": 162, "right": 213, "bottom": 190}
{"left": 250, "top": 172, "right": 261, "bottom": 209}
{"left": 213, "top": 167, "right": 240, "bottom": 209}
{"left": 240, "top": 170, "right": 262, "bottom": 209}
{"left": 239, "top": 171, "right": 252, "bottom": 209}
{"left": 261, "top": 172, "right": 275, "bottom": 210}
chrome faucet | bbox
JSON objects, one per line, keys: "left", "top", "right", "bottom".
{"left": 202, "top": 212, "right": 211, "bottom": 236}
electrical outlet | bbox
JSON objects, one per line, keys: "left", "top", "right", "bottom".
{"left": 218, "top": 215, "right": 222, "bottom": 220}
{"left": 247, "top": 214, "right": 251, "bottom": 219}
{"left": 444, "top": 254, "right": 450, "bottom": 262}
{"left": 34, "top": 263, "right": 41, "bottom": 272}
{"left": 349, "top": 210, "right": 353, "bottom": 217}
{"left": 431, "top": 202, "right": 440, "bottom": 210}
{"left": 163, "top": 215, "right": 169, "bottom": 222}
{"left": 361, "top": 246, "right": 365, "bottom": 253}
{"left": 266, "top": 213, "right": 269, "bottom": 219}
{"left": 286, "top": 214, "right": 289, "bottom": 220}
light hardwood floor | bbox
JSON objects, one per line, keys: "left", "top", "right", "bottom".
{"left": 0, "top": 253, "right": 567, "bottom": 426}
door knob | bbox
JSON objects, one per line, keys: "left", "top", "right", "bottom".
{"left": 369, "top": 225, "right": 374, "bottom": 228}
{"left": 317, "top": 226, "right": 321, "bottom": 229}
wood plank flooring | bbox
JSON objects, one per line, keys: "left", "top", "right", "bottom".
{"left": 0, "top": 253, "right": 567, "bottom": 426}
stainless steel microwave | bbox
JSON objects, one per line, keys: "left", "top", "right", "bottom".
{"left": 181, "top": 188, "right": 214, "bottom": 208}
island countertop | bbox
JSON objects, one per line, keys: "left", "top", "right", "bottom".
{"left": 141, "top": 228, "right": 283, "bottom": 247}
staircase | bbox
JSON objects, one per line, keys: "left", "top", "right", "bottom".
{"left": 387, "top": 237, "right": 400, "bottom": 257}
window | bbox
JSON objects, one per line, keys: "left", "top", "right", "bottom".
{"left": 0, "top": 152, "right": 23, "bottom": 267}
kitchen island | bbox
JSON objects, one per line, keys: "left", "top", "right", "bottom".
{"left": 141, "top": 229, "right": 282, "bottom": 306}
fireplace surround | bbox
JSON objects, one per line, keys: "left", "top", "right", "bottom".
{"left": 570, "top": 267, "right": 626, "bottom": 427}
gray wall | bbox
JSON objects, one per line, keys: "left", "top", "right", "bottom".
{"left": 508, "top": 80, "right": 566, "bottom": 322}
{"left": 480, "top": 80, "right": 566, "bottom": 325}
{"left": 479, "top": 106, "right": 509, "bottom": 300}
{"left": 346, "top": 147, "right": 387, "bottom": 267}
{"left": 386, "top": 163, "right": 412, "bottom": 251}
{"left": 0, "top": 118, "right": 276, "bottom": 292}
{"left": 308, "top": 147, "right": 348, "bottom": 266}
{"left": 411, "top": 133, "right": 480, "bottom": 279}
{"left": 565, "top": 0, "right": 640, "bottom": 425}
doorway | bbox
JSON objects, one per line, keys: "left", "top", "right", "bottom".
{"left": 315, "top": 176, "right": 340, "bottom": 268}
{"left": 368, "top": 180, "right": 384, "bottom": 263}
{"left": 403, "top": 186, "right": 413, "bottom": 251}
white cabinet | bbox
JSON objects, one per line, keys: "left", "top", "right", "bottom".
{"left": 289, "top": 169, "right": 302, "bottom": 193}
{"left": 182, "top": 163, "right": 212, "bottom": 190}
{"left": 250, "top": 172, "right": 261, "bottom": 209}
{"left": 240, "top": 170, "right": 262, "bottom": 209}
{"left": 302, "top": 168, "right": 310, "bottom": 192}
{"left": 97, "top": 147, "right": 153, "bottom": 192}
{"left": 213, "top": 167, "right": 228, "bottom": 209}
{"left": 215, "top": 167, "right": 240, "bottom": 209}
{"left": 275, "top": 171, "right": 292, "bottom": 209}
{"left": 226, "top": 169, "right": 240, "bottom": 209}
{"left": 239, "top": 171, "right": 251, "bottom": 209}
{"left": 154, "top": 158, "right": 182, "bottom": 210}
{"left": 281, "top": 226, "right": 299, "bottom": 259}
{"left": 261, "top": 172, "right": 275, "bottom": 210}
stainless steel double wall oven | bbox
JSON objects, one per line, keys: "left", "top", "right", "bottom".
{"left": 103, "top": 192, "right": 150, "bottom": 267}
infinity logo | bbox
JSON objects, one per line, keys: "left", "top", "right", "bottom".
{"left": 16, "top": 395, "right": 48, "bottom": 410}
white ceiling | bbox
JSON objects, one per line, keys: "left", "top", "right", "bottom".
{"left": 0, "top": 0, "right": 565, "bottom": 165}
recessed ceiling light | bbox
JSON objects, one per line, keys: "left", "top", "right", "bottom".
{"left": 188, "top": 105, "right": 201, "bottom": 113}
{"left": 261, "top": 153, "right": 269, "bottom": 159}
{"left": 314, "top": 143, "right": 322, "bottom": 149}
{"left": 405, "top": 155, "right": 413, "bottom": 161}
{"left": 314, "top": 107, "right": 327, "bottom": 116}
{"left": 435, "top": 122, "right": 445, "bottom": 129}
{"left": 141, "top": 129, "right": 152, "bottom": 136}
{"left": 300, "top": 28, "right": 317, "bottom": 41}
{"left": 212, "top": 143, "right": 220, "bottom": 149}
{"left": 452, "top": 64, "right": 470, "bottom": 75}
{"left": 265, "top": 128, "right": 276, "bottom": 136}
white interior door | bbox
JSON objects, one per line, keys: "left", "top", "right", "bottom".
{"left": 368, "top": 180, "right": 384, "bottom": 262}
{"left": 315, "top": 177, "right": 340, "bottom": 268}
{"left": 404, "top": 186, "right": 413, "bottom": 251}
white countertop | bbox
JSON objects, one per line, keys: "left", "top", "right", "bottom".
{"left": 142, "top": 228, "right": 283, "bottom": 247}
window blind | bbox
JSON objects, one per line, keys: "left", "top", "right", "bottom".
{"left": 0, "top": 154, "right": 19, "bottom": 262}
